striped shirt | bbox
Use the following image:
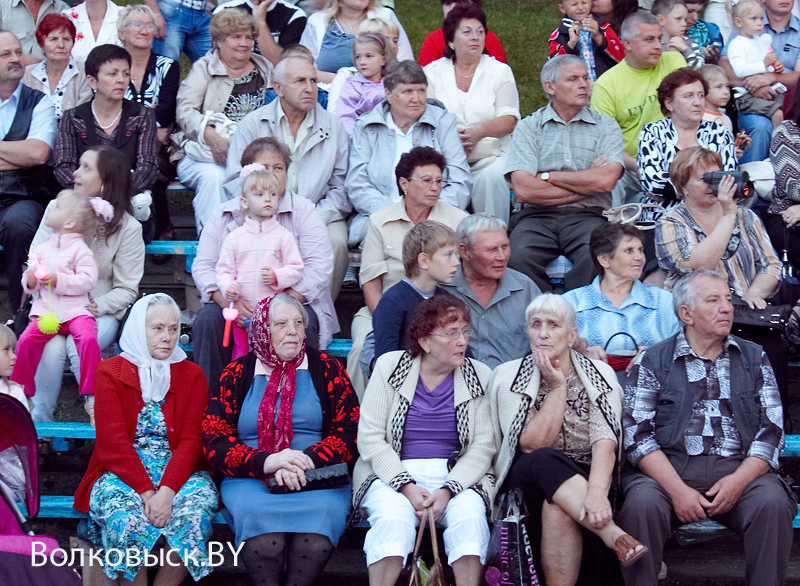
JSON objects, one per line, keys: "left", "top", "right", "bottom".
{"left": 656, "top": 204, "right": 782, "bottom": 295}
{"left": 124, "top": 51, "right": 180, "bottom": 129}
{"left": 623, "top": 331, "right": 784, "bottom": 469}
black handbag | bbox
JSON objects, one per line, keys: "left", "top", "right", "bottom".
{"left": 267, "top": 462, "right": 350, "bottom": 494}
{"left": 730, "top": 295, "right": 791, "bottom": 333}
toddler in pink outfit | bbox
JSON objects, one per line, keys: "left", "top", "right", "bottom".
{"left": 12, "top": 190, "right": 113, "bottom": 423}
{"left": 216, "top": 165, "right": 304, "bottom": 359}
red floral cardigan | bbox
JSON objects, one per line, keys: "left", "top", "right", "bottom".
{"left": 201, "top": 348, "right": 360, "bottom": 478}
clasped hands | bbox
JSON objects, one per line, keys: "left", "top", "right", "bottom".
{"left": 140, "top": 486, "right": 176, "bottom": 529}
{"left": 670, "top": 474, "right": 747, "bottom": 523}
{"left": 401, "top": 483, "right": 453, "bottom": 522}
{"left": 264, "top": 448, "right": 316, "bottom": 492}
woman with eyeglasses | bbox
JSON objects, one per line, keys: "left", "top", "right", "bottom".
{"left": 353, "top": 294, "right": 494, "bottom": 586}
{"left": 346, "top": 146, "right": 468, "bottom": 398}
{"left": 117, "top": 3, "right": 181, "bottom": 246}
{"left": 490, "top": 294, "right": 647, "bottom": 585}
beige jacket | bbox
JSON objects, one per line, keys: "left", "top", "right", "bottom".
{"left": 22, "top": 59, "right": 92, "bottom": 119}
{"left": 31, "top": 206, "right": 145, "bottom": 321}
{"left": 176, "top": 49, "right": 274, "bottom": 142}
{"left": 489, "top": 350, "right": 623, "bottom": 495}
{"left": 352, "top": 351, "right": 496, "bottom": 521}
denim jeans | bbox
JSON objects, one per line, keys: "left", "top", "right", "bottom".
{"left": 152, "top": 0, "right": 212, "bottom": 63}
{"left": 737, "top": 112, "right": 773, "bottom": 163}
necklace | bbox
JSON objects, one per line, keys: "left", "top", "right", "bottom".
{"left": 337, "top": 15, "right": 360, "bottom": 33}
{"left": 91, "top": 100, "right": 122, "bottom": 130}
{"left": 455, "top": 69, "right": 475, "bottom": 78}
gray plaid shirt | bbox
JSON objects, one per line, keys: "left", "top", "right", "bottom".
{"left": 623, "top": 331, "right": 784, "bottom": 469}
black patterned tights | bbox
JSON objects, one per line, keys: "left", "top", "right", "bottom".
{"left": 240, "top": 532, "right": 334, "bottom": 586}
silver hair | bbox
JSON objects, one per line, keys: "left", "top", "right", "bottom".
{"left": 144, "top": 292, "right": 181, "bottom": 324}
{"left": 117, "top": 4, "right": 157, "bottom": 33}
{"left": 456, "top": 213, "right": 507, "bottom": 249}
{"left": 268, "top": 293, "right": 309, "bottom": 328}
{"left": 541, "top": 54, "right": 584, "bottom": 98}
{"left": 525, "top": 294, "right": 577, "bottom": 330}
{"left": 383, "top": 60, "right": 427, "bottom": 92}
{"left": 273, "top": 55, "right": 311, "bottom": 85}
{"left": 620, "top": 11, "right": 661, "bottom": 41}
{"left": 671, "top": 270, "right": 726, "bottom": 315}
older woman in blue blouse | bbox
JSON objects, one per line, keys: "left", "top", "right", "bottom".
{"left": 562, "top": 222, "right": 680, "bottom": 386}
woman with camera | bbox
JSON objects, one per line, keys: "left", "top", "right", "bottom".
{"left": 655, "top": 146, "right": 787, "bottom": 400}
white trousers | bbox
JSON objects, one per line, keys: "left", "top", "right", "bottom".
{"left": 469, "top": 154, "right": 511, "bottom": 225}
{"left": 177, "top": 155, "right": 230, "bottom": 234}
{"left": 360, "top": 458, "right": 489, "bottom": 566}
{"left": 31, "top": 314, "right": 119, "bottom": 422}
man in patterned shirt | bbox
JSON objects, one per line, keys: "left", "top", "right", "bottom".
{"left": 617, "top": 269, "right": 794, "bottom": 586}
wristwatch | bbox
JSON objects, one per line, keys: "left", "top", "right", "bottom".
{"left": 540, "top": 172, "right": 550, "bottom": 182}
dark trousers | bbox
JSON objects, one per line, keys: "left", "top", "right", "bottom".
{"left": 151, "top": 144, "right": 176, "bottom": 238}
{"left": 0, "top": 198, "right": 44, "bottom": 309}
{"left": 508, "top": 206, "right": 607, "bottom": 293}
{"left": 761, "top": 212, "right": 800, "bottom": 268}
{"left": 617, "top": 455, "right": 796, "bottom": 586}
{"left": 193, "top": 301, "right": 320, "bottom": 393}
{"left": 507, "top": 448, "right": 622, "bottom": 586}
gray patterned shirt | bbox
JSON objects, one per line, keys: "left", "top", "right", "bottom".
{"left": 623, "top": 331, "right": 784, "bottom": 469}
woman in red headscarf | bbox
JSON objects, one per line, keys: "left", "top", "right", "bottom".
{"left": 202, "top": 293, "right": 359, "bottom": 586}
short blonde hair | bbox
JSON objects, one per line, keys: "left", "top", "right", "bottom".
{"left": 731, "top": 0, "right": 763, "bottom": 21}
{"left": 0, "top": 324, "right": 16, "bottom": 350}
{"left": 525, "top": 294, "right": 577, "bottom": 330}
{"left": 668, "top": 146, "right": 722, "bottom": 197}
{"left": 57, "top": 189, "right": 97, "bottom": 234}
{"left": 117, "top": 4, "right": 157, "bottom": 34}
{"left": 242, "top": 169, "right": 280, "bottom": 197}
{"left": 359, "top": 16, "right": 399, "bottom": 36}
{"left": 210, "top": 9, "right": 258, "bottom": 48}
{"left": 402, "top": 221, "right": 459, "bottom": 278}
{"left": 699, "top": 63, "right": 726, "bottom": 84}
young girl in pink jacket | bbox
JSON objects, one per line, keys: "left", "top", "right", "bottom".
{"left": 12, "top": 190, "right": 113, "bottom": 424}
{"left": 216, "top": 165, "right": 304, "bottom": 359}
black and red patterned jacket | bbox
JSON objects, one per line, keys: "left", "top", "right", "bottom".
{"left": 548, "top": 17, "right": 625, "bottom": 78}
{"left": 202, "top": 348, "right": 359, "bottom": 478}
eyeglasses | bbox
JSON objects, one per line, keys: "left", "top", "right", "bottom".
{"left": 127, "top": 20, "right": 157, "bottom": 33}
{"left": 430, "top": 328, "right": 473, "bottom": 341}
{"left": 409, "top": 177, "right": 450, "bottom": 188}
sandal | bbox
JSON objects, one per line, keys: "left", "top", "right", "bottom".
{"left": 614, "top": 534, "right": 648, "bottom": 567}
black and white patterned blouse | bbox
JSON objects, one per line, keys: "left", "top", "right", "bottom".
{"left": 637, "top": 117, "right": 737, "bottom": 205}
{"left": 768, "top": 120, "right": 800, "bottom": 214}
{"left": 124, "top": 51, "right": 180, "bottom": 128}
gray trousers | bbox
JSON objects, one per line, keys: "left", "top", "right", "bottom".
{"left": 617, "top": 455, "right": 796, "bottom": 586}
{"left": 507, "top": 205, "right": 606, "bottom": 293}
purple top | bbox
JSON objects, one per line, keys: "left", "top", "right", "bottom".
{"left": 337, "top": 73, "right": 386, "bottom": 137}
{"left": 401, "top": 373, "right": 460, "bottom": 460}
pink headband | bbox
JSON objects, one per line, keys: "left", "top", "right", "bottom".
{"left": 240, "top": 163, "right": 266, "bottom": 179}
{"left": 363, "top": 33, "right": 385, "bottom": 46}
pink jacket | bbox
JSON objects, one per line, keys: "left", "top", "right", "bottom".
{"left": 24, "top": 232, "right": 97, "bottom": 321}
{"left": 337, "top": 73, "right": 386, "bottom": 136}
{"left": 216, "top": 216, "right": 304, "bottom": 306}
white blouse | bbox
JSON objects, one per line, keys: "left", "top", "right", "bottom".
{"left": 424, "top": 54, "right": 520, "bottom": 160}
{"left": 62, "top": 0, "right": 123, "bottom": 63}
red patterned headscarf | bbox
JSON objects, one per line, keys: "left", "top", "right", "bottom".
{"left": 248, "top": 295, "right": 306, "bottom": 456}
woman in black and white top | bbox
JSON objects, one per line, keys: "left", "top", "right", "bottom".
{"left": 118, "top": 3, "right": 180, "bottom": 244}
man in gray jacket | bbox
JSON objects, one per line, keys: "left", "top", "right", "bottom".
{"left": 346, "top": 59, "right": 472, "bottom": 245}
{"left": 226, "top": 56, "right": 351, "bottom": 299}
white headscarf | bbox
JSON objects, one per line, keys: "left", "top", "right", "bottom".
{"left": 119, "top": 293, "right": 187, "bottom": 403}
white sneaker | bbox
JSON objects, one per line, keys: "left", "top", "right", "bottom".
{"left": 85, "top": 398, "right": 95, "bottom": 427}
{"left": 658, "top": 561, "right": 668, "bottom": 580}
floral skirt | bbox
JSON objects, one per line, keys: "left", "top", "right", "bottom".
{"left": 87, "top": 401, "right": 218, "bottom": 581}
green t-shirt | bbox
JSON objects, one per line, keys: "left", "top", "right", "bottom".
{"left": 590, "top": 52, "right": 687, "bottom": 157}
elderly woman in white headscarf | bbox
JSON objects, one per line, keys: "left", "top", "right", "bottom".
{"left": 74, "top": 294, "right": 218, "bottom": 585}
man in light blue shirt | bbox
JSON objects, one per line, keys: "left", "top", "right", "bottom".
{"left": 0, "top": 31, "right": 57, "bottom": 308}
{"left": 720, "top": 0, "right": 800, "bottom": 161}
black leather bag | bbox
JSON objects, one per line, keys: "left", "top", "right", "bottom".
{"left": 267, "top": 462, "right": 349, "bottom": 494}
{"left": 731, "top": 295, "right": 791, "bottom": 333}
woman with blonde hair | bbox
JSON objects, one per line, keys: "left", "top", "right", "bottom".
{"left": 299, "top": 0, "right": 412, "bottom": 82}
{"left": 175, "top": 8, "right": 274, "bottom": 233}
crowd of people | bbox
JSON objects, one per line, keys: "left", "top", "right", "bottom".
{"left": 0, "top": 0, "right": 798, "bottom": 584}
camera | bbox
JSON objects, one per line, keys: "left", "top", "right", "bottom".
{"left": 702, "top": 171, "right": 754, "bottom": 201}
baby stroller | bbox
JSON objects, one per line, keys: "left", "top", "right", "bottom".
{"left": 0, "top": 394, "right": 81, "bottom": 584}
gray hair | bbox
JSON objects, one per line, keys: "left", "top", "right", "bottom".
{"left": 268, "top": 293, "right": 309, "bottom": 328}
{"left": 672, "top": 270, "right": 726, "bottom": 315}
{"left": 456, "top": 213, "right": 507, "bottom": 249}
{"left": 620, "top": 11, "right": 661, "bottom": 41}
{"left": 273, "top": 55, "right": 312, "bottom": 85}
{"left": 144, "top": 292, "right": 181, "bottom": 323}
{"left": 117, "top": 4, "right": 157, "bottom": 33}
{"left": 541, "top": 54, "right": 584, "bottom": 96}
{"left": 384, "top": 60, "right": 427, "bottom": 92}
{"left": 525, "top": 294, "right": 577, "bottom": 330}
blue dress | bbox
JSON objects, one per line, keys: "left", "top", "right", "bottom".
{"left": 220, "top": 370, "right": 352, "bottom": 546}
{"left": 88, "top": 401, "right": 218, "bottom": 581}
{"left": 316, "top": 20, "right": 356, "bottom": 73}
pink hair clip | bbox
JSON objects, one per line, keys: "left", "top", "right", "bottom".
{"left": 90, "top": 197, "right": 114, "bottom": 222}
{"left": 240, "top": 163, "right": 266, "bottom": 179}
